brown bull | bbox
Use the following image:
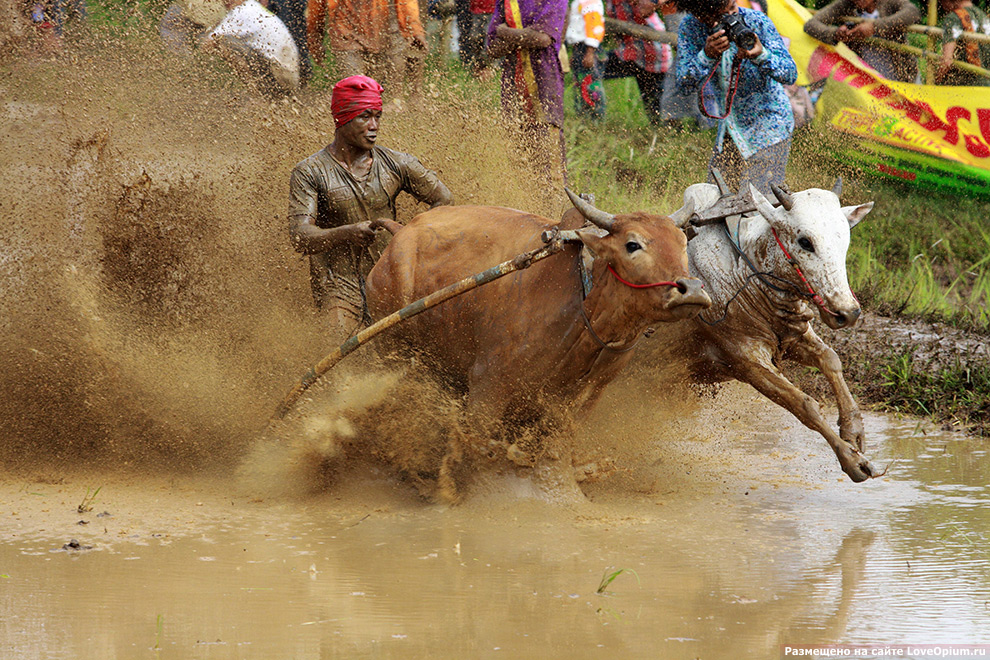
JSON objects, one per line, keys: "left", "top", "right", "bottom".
{"left": 365, "top": 194, "right": 711, "bottom": 429}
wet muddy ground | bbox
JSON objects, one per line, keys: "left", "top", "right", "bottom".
{"left": 2, "top": 40, "right": 990, "bottom": 660}
{"left": 2, "top": 394, "right": 989, "bottom": 659}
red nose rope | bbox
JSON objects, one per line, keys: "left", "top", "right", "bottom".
{"left": 769, "top": 227, "right": 848, "bottom": 318}
{"left": 607, "top": 264, "right": 681, "bottom": 289}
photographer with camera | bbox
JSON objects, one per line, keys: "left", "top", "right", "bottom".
{"left": 803, "top": 0, "right": 919, "bottom": 81}
{"left": 676, "top": 0, "right": 796, "bottom": 195}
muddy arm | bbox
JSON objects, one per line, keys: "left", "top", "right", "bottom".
{"left": 728, "top": 341, "right": 874, "bottom": 482}
{"left": 371, "top": 218, "right": 404, "bottom": 235}
{"left": 784, "top": 327, "right": 865, "bottom": 453}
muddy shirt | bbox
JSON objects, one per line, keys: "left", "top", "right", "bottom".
{"left": 288, "top": 145, "right": 449, "bottom": 309}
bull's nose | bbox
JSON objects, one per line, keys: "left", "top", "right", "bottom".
{"left": 833, "top": 306, "right": 861, "bottom": 328}
{"left": 676, "top": 278, "right": 705, "bottom": 297}
{"left": 673, "top": 278, "right": 711, "bottom": 308}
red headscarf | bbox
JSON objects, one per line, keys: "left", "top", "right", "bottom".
{"left": 331, "top": 75, "right": 384, "bottom": 128}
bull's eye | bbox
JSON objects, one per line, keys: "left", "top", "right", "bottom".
{"left": 625, "top": 241, "right": 642, "bottom": 254}
{"left": 798, "top": 237, "right": 815, "bottom": 253}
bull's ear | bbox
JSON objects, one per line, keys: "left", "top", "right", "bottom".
{"left": 667, "top": 196, "right": 695, "bottom": 229}
{"left": 748, "top": 184, "right": 783, "bottom": 226}
{"left": 737, "top": 212, "right": 770, "bottom": 251}
{"left": 575, "top": 228, "right": 610, "bottom": 258}
{"left": 843, "top": 202, "right": 874, "bottom": 229}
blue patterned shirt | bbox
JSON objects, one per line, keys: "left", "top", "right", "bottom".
{"left": 676, "top": 7, "right": 797, "bottom": 158}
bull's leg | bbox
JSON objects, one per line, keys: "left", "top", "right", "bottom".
{"left": 785, "top": 328, "right": 865, "bottom": 452}
{"left": 730, "top": 346, "right": 875, "bottom": 482}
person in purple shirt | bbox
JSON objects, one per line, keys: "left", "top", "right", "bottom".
{"left": 486, "top": 0, "right": 569, "bottom": 185}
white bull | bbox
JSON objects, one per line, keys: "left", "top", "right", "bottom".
{"left": 669, "top": 181, "right": 876, "bottom": 482}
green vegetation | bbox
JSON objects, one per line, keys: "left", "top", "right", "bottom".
{"left": 596, "top": 567, "right": 640, "bottom": 595}
{"left": 851, "top": 351, "right": 990, "bottom": 432}
{"left": 77, "top": 486, "right": 102, "bottom": 514}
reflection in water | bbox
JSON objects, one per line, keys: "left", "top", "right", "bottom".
{"left": 1, "top": 410, "right": 988, "bottom": 659}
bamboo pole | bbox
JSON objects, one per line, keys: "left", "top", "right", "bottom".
{"left": 841, "top": 15, "right": 990, "bottom": 44}
{"left": 271, "top": 238, "right": 568, "bottom": 422}
{"left": 860, "top": 35, "right": 990, "bottom": 78}
{"left": 927, "top": 0, "right": 938, "bottom": 83}
{"left": 604, "top": 17, "right": 677, "bottom": 45}
{"left": 837, "top": 16, "right": 990, "bottom": 78}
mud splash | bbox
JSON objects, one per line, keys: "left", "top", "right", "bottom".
{"left": 0, "top": 36, "right": 662, "bottom": 498}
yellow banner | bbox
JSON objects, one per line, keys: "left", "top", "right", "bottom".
{"left": 768, "top": 0, "right": 990, "bottom": 171}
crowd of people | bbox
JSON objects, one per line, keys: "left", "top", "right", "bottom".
{"left": 19, "top": 0, "right": 990, "bottom": 95}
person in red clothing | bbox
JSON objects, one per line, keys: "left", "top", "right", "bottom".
{"left": 307, "top": 0, "right": 428, "bottom": 86}
{"left": 603, "top": 0, "right": 672, "bottom": 125}
{"left": 466, "top": 0, "right": 496, "bottom": 75}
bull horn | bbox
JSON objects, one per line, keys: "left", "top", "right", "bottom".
{"left": 565, "top": 188, "right": 615, "bottom": 232}
{"left": 770, "top": 183, "right": 794, "bottom": 211}
{"left": 832, "top": 176, "right": 843, "bottom": 198}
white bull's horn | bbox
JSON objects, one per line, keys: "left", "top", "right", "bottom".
{"left": 565, "top": 188, "right": 615, "bottom": 232}
{"left": 833, "top": 176, "right": 843, "bottom": 198}
{"left": 770, "top": 183, "right": 794, "bottom": 211}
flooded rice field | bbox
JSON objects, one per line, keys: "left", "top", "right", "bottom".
{"left": 2, "top": 41, "right": 989, "bottom": 660}
{"left": 2, "top": 403, "right": 989, "bottom": 659}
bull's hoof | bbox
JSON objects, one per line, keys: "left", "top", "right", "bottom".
{"left": 839, "top": 418, "right": 866, "bottom": 453}
{"left": 843, "top": 451, "right": 877, "bottom": 483}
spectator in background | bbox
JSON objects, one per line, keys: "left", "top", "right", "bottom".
{"left": 24, "top": 1, "right": 56, "bottom": 55}
{"left": 486, "top": 0, "right": 569, "bottom": 184}
{"left": 203, "top": 0, "right": 300, "bottom": 98}
{"left": 936, "top": 0, "right": 990, "bottom": 86}
{"left": 676, "top": 0, "right": 797, "bottom": 194}
{"left": 160, "top": 0, "right": 226, "bottom": 54}
{"left": 603, "top": 0, "right": 672, "bottom": 126}
{"left": 270, "top": 0, "right": 312, "bottom": 83}
{"left": 51, "top": 0, "right": 86, "bottom": 39}
{"left": 565, "top": 0, "right": 607, "bottom": 120}
{"left": 307, "top": 0, "right": 428, "bottom": 88}
{"left": 455, "top": 0, "right": 476, "bottom": 68}
{"left": 659, "top": 1, "right": 713, "bottom": 129}
{"left": 803, "top": 0, "right": 919, "bottom": 81}
{"left": 466, "top": 0, "right": 496, "bottom": 75}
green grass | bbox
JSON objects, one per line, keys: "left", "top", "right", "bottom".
{"left": 596, "top": 567, "right": 640, "bottom": 594}
{"left": 878, "top": 352, "right": 990, "bottom": 430}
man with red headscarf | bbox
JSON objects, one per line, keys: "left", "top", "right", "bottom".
{"left": 288, "top": 75, "right": 452, "bottom": 335}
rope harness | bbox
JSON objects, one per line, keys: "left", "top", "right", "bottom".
{"left": 606, "top": 264, "right": 679, "bottom": 289}
{"left": 577, "top": 257, "right": 680, "bottom": 352}
{"left": 699, "top": 54, "right": 744, "bottom": 121}
{"left": 770, "top": 227, "right": 843, "bottom": 320}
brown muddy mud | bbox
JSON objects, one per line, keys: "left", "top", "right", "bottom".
{"left": 2, "top": 38, "right": 989, "bottom": 658}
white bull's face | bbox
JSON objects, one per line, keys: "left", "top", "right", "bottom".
{"left": 746, "top": 186, "right": 873, "bottom": 330}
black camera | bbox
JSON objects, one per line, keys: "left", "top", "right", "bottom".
{"left": 715, "top": 12, "right": 757, "bottom": 51}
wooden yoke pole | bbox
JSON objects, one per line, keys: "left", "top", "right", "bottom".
{"left": 927, "top": 0, "right": 938, "bottom": 84}
{"left": 837, "top": 17, "right": 990, "bottom": 78}
{"left": 271, "top": 238, "right": 568, "bottom": 422}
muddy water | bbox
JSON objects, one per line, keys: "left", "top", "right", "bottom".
{"left": 3, "top": 400, "right": 989, "bottom": 659}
